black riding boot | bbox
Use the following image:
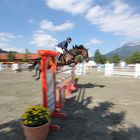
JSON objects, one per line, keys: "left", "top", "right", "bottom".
{"left": 58, "top": 54, "right": 63, "bottom": 61}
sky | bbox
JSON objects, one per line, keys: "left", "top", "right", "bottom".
{"left": 0, "top": 0, "right": 140, "bottom": 56}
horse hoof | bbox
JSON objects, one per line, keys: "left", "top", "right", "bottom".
{"left": 35, "top": 78, "right": 40, "bottom": 80}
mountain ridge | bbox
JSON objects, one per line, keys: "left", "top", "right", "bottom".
{"left": 106, "top": 41, "right": 140, "bottom": 59}
{"left": 0, "top": 49, "right": 17, "bottom": 53}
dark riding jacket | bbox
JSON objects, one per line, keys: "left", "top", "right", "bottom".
{"left": 57, "top": 40, "right": 68, "bottom": 51}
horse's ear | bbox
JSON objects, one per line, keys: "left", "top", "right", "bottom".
{"left": 87, "top": 48, "right": 89, "bottom": 51}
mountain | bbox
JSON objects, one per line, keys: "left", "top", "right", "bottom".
{"left": 0, "top": 49, "right": 8, "bottom": 53}
{"left": 106, "top": 41, "right": 140, "bottom": 59}
{"left": 0, "top": 49, "right": 17, "bottom": 53}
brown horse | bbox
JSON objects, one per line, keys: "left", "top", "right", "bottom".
{"left": 28, "top": 45, "right": 89, "bottom": 80}
{"left": 57, "top": 45, "right": 89, "bottom": 65}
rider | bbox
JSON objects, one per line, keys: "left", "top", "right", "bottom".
{"left": 55, "top": 37, "right": 72, "bottom": 61}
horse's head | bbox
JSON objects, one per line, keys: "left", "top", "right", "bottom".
{"left": 80, "top": 48, "right": 89, "bottom": 62}
{"left": 73, "top": 45, "right": 89, "bottom": 62}
{"left": 68, "top": 45, "right": 89, "bottom": 64}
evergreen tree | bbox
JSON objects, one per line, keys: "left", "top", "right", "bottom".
{"left": 94, "top": 49, "right": 102, "bottom": 63}
{"left": 23, "top": 48, "right": 30, "bottom": 62}
{"left": 126, "top": 52, "right": 140, "bottom": 64}
{"left": 7, "top": 52, "right": 16, "bottom": 62}
{"left": 112, "top": 54, "right": 120, "bottom": 64}
{"left": 100, "top": 55, "right": 110, "bottom": 64}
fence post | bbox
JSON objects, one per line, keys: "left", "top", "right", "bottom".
{"left": 135, "top": 64, "right": 140, "bottom": 78}
{"left": 104, "top": 63, "right": 114, "bottom": 76}
{"left": 0, "top": 63, "right": 2, "bottom": 71}
{"left": 12, "top": 63, "right": 20, "bottom": 71}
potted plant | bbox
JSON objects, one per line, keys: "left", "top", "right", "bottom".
{"left": 21, "top": 106, "right": 51, "bottom": 140}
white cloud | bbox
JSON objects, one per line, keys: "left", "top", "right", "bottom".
{"left": 85, "top": 38, "right": 102, "bottom": 46}
{"left": 30, "top": 33, "right": 58, "bottom": 48}
{"left": 85, "top": 0, "right": 140, "bottom": 37}
{"left": 0, "top": 43, "right": 24, "bottom": 52}
{"left": 28, "top": 19, "right": 36, "bottom": 24}
{"left": 35, "top": 30, "right": 45, "bottom": 34}
{"left": 40, "top": 20, "right": 74, "bottom": 31}
{"left": 0, "top": 32, "right": 22, "bottom": 41}
{"left": 0, "top": 32, "right": 16, "bottom": 41}
{"left": 46, "top": 0, "right": 92, "bottom": 14}
{"left": 119, "top": 40, "right": 140, "bottom": 47}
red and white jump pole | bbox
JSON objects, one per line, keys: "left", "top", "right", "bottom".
{"left": 38, "top": 50, "right": 66, "bottom": 131}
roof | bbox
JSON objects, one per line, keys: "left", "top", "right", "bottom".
{"left": 0, "top": 53, "right": 39, "bottom": 60}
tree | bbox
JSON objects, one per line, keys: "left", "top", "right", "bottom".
{"left": 125, "top": 52, "right": 140, "bottom": 64}
{"left": 94, "top": 49, "right": 102, "bottom": 63}
{"left": 125, "top": 57, "right": 132, "bottom": 64}
{"left": 7, "top": 52, "right": 16, "bottom": 62}
{"left": 23, "top": 48, "right": 30, "bottom": 62}
{"left": 112, "top": 54, "right": 120, "bottom": 64}
{"left": 94, "top": 50, "right": 109, "bottom": 64}
{"left": 100, "top": 55, "right": 110, "bottom": 64}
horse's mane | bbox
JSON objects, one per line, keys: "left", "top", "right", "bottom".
{"left": 72, "top": 44, "right": 86, "bottom": 50}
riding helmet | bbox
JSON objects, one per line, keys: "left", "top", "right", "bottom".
{"left": 66, "top": 37, "right": 72, "bottom": 41}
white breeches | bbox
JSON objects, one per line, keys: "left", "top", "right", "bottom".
{"left": 55, "top": 46, "right": 64, "bottom": 54}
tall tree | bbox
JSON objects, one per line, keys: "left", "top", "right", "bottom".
{"left": 7, "top": 52, "right": 16, "bottom": 62}
{"left": 23, "top": 48, "right": 30, "bottom": 62}
{"left": 100, "top": 55, "right": 110, "bottom": 64}
{"left": 112, "top": 54, "right": 120, "bottom": 64}
{"left": 126, "top": 52, "right": 140, "bottom": 64}
{"left": 94, "top": 49, "right": 102, "bottom": 63}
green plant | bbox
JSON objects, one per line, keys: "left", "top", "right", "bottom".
{"left": 7, "top": 51, "right": 16, "bottom": 62}
{"left": 22, "top": 106, "right": 51, "bottom": 127}
{"left": 23, "top": 48, "right": 30, "bottom": 62}
{"left": 125, "top": 52, "right": 140, "bottom": 64}
{"left": 94, "top": 49, "right": 109, "bottom": 64}
{"left": 76, "top": 55, "right": 84, "bottom": 63}
{"left": 111, "top": 53, "right": 121, "bottom": 64}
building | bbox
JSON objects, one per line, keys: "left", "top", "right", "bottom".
{"left": 0, "top": 53, "right": 39, "bottom": 63}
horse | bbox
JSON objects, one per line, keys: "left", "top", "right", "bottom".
{"left": 28, "top": 45, "right": 89, "bottom": 80}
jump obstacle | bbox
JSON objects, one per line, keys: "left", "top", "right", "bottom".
{"left": 104, "top": 63, "right": 140, "bottom": 78}
{"left": 38, "top": 50, "right": 77, "bottom": 131}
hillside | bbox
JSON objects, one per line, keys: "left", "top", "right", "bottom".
{"left": 0, "top": 49, "right": 8, "bottom": 53}
{"left": 0, "top": 49, "right": 17, "bottom": 53}
{"left": 106, "top": 41, "right": 140, "bottom": 59}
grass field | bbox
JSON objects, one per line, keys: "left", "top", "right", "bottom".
{"left": 0, "top": 69, "right": 140, "bottom": 140}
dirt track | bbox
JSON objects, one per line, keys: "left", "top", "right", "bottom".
{"left": 0, "top": 69, "right": 140, "bottom": 140}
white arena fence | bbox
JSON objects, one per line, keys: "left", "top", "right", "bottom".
{"left": 0, "top": 62, "right": 88, "bottom": 73}
{"left": 104, "top": 63, "right": 140, "bottom": 78}
{"left": 0, "top": 63, "right": 32, "bottom": 71}
{"left": 97, "top": 64, "right": 105, "bottom": 72}
{"left": 0, "top": 63, "right": 11, "bottom": 71}
{"left": 74, "top": 63, "right": 88, "bottom": 75}
{"left": 57, "top": 63, "right": 88, "bottom": 75}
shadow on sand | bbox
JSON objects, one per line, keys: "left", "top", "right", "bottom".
{"left": 48, "top": 84, "right": 140, "bottom": 140}
{"left": 78, "top": 82, "right": 106, "bottom": 89}
{"left": 72, "top": 82, "right": 106, "bottom": 94}
{"left": 0, "top": 84, "right": 140, "bottom": 140}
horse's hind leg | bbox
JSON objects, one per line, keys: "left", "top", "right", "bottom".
{"left": 35, "top": 69, "right": 41, "bottom": 80}
{"left": 32, "top": 68, "right": 37, "bottom": 77}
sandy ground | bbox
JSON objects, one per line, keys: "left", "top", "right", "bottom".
{"left": 0, "top": 69, "right": 140, "bottom": 140}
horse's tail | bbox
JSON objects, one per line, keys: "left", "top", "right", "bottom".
{"left": 28, "top": 58, "right": 41, "bottom": 71}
